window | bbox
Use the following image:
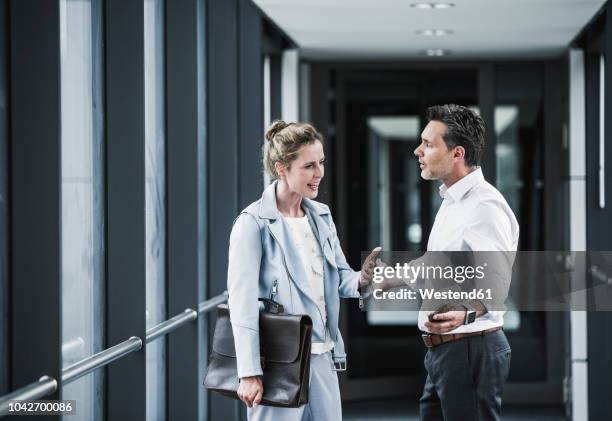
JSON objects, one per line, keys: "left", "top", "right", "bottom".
{"left": 60, "top": 1, "right": 104, "bottom": 420}
{"left": 144, "top": 0, "right": 167, "bottom": 419}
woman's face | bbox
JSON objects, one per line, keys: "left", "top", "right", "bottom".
{"left": 279, "top": 140, "right": 325, "bottom": 199}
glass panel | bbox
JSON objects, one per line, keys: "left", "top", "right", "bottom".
{"left": 263, "top": 55, "right": 272, "bottom": 187}
{"left": 0, "top": 0, "right": 9, "bottom": 396}
{"left": 599, "top": 54, "right": 606, "bottom": 209}
{"left": 467, "top": 104, "right": 522, "bottom": 333}
{"left": 494, "top": 99, "right": 531, "bottom": 335}
{"left": 60, "top": 1, "right": 104, "bottom": 420}
{"left": 144, "top": 0, "right": 166, "bottom": 419}
{"left": 495, "top": 65, "right": 545, "bottom": 381}
{"left": 495, "top": 105, "right": 521, "bottom": 213}
{"left": 366, "top": 116, "right": 421, "bottom": 326}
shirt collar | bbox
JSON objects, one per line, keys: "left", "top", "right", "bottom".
{"left": 438, "top": 167, "right": 484, "bottom": 202}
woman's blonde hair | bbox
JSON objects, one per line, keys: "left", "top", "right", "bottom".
{"left": 262, "top": 120, "right": 324, "bottom": 179}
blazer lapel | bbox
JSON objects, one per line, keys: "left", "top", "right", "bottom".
{"left": 303, "top": 202, "right": 337, "bottom": 275}
{"left": 302, "top": 199, "right": 331, "bottom": 247}
{"left": 267, "top": 218, "right": 316, "bottom": 301}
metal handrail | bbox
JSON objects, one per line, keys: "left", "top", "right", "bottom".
{"left": 0, "top": 376, "right": 57, "bottom": 415}
{"left": 0, "top": 291, "right": 228, "bottom": 415}
{"left": 199, "top": 291, "right": 229, "bottom": 314}
{"left": 62, "top": 336, "right": 143, "bottom": 384}
{"left": 146, "top": 308, "right": 197, "bottom": 343}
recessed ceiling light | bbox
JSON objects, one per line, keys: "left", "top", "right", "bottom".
{"left": 422, "top": 49, "right": 450, "bottom": 57}
{"left": 411, "top": 2, "right": 433, "bottom": 8}
{"left": 433, "top": 3, "right": 454, "bottom": 8}
{"left": 410, "top": 3, "right": 455, "bottom": 9}
{"left": 415, "top": 29, "right": 453, "bottom": 36}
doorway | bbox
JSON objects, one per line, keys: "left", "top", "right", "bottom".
{"left": 311, "top": 63, "right": 567, "bottom": 405}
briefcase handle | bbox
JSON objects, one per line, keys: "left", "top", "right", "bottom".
{"left": 258, "top": 298, "right": 284, "bottom": 314}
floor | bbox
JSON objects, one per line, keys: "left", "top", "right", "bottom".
{"left": 344, "top": 399, "right": 567, "bottom": 421}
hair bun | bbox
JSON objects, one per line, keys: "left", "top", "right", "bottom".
{"left": 265, "top": 120, "right": 289, "bottom": 141}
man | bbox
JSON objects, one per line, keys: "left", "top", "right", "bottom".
{"left": 367, "top": 104, "right": 519, "bottom": 420}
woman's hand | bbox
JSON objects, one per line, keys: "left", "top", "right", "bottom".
{"left": 360, "top": 248, "right": 403, "bottom": 292}
{"left": 237, "top": 376, "right": 264, "bottom": 408}
{"left": 360, "top": 246, "right": 382, "bottom": 289}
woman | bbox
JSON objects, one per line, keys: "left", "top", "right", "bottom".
{"left": 227, "top": 120, "right": 380, "bottom": 420}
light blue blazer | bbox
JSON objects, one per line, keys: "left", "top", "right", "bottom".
{"left": 227, "top": 181, "right": 361, "bottom": 378}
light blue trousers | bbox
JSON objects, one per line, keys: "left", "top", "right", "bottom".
{"left": 246, "top": 352, "right": 342, "bottom": 421}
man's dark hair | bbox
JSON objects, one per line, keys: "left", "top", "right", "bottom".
{"left": 426, "top": 104, "right": 485, "bottom": 167}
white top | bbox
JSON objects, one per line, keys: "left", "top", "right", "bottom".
{"left": 418, "top": 168, "right": 520, "bottom": 333}
{"left": 284, "top": 215, "right": 334, "bottom": 354}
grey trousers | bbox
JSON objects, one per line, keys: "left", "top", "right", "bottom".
{"left": 246, "top": 352, "right": 342, "bottom": 421}
{"left": 420, "top": 329, "right": 511, "bottom": 421}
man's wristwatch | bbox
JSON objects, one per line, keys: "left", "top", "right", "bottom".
{"left": 463, "top": 304, "right": 477, "bottom": 325}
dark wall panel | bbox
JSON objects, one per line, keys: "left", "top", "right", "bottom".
{"left": 544, "top": 60, "right": 569, "bottom": 250}
{"left": 478, "top": 63, "right": 496, "bottom": 184}
{"left": 586, "top": 4, "right": 612, "bottom": 420}
{"left": 309, "top": 63, "right": 331, "bottom": 204}
{"left": 0, "top": 0, "right": 9, "bottom": 398}
{"left": 206, "top": 0, "right": 240, "bottom": 419}
{"left": 269, "top": 55, "right": 282, "bottom": 122}
{"left": 238, "top": 0, "right": 263, "bottom": 207}
{"left": 105, "top": 0, "right": 146, "bottom": 419}
{"left": 166, "top": 0, "right": 201, "bottom": 419}
{"left": 206, "top": 0, "right": 238, "bottom": 295}
{"left": 9, "top": 2, "right": 62, "bottom": 417}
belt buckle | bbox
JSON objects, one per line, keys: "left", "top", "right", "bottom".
{"left": 333, "top": 361, "right": 346, "bottom": 372}
{"left": 422, "top": 334, "right": 434, "bottom": 348}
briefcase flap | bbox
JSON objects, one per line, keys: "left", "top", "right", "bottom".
{"left": 212, "top": 304, "right": 312, "bottom": 364}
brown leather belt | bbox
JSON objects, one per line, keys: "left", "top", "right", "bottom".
{"left": 422, "top": 326, "right": 502, "bottom": 348}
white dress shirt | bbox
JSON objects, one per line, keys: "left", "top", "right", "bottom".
{"left": 284, "top": 215, "right": 334, "bottom": 353}
{"left": 418, "top": 167, "right": 519, "bottom": 334}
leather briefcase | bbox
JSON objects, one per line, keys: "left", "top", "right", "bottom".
{"left": 203, "top": 299, "right": 313, "bottom": 407}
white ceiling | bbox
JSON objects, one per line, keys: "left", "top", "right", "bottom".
{"left": 253, "top": 0, "right": 606, "bottom": 60}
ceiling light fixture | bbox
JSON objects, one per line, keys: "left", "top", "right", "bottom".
{"left": 410, "top": 3, "right": 455, "bottom": 9}
{"left": 422, "top": 49, "right": 450, "bottom": 57}
{"left": 415, "top": 29, "right": 453, "bottom": 36}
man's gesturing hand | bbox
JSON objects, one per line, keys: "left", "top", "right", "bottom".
{"left": 237, "top": 376, "right": 263, "bottom": 408}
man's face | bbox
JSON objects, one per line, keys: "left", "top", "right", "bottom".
{"left": 414, "top": 120, "right": 454, "bottom": 180}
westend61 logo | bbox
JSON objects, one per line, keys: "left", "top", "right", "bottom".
{"left": 372, "top": 262, "right": 487, "bottom": 284}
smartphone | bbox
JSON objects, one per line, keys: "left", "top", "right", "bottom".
{"left": 427, "top": 307, "right": 450, "bottom": 323}
{"left": 428, "top": 311, "right": 443, "bottom": 323}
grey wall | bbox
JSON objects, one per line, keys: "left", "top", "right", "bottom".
{"left": 0, "top": 0, "right": 9, "bottom": 397}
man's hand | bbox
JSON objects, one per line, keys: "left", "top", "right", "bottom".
{"left": 360, "top": 246, "right": 382, "bottom": 289}
{"left": 424, "top": 304, "right": 466, "bottom": 334}
{"left": 237, "top": 376, "right": 263, "bottom": 408}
